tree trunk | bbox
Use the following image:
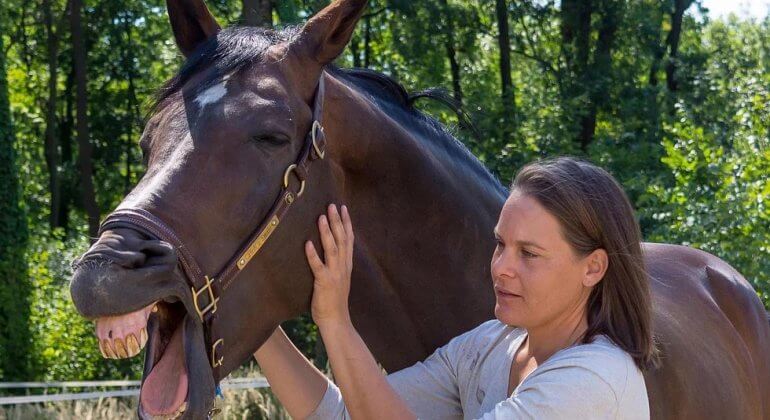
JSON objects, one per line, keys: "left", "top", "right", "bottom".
{"left": 122, "top": 12, "right": 140, "bottom": 193}
{"left": 363, "top": 15, "right": 372, "bottom": 68}
{"left": 561, "top": 0, "right": 594, "bottom": 150}
{"left": 242, "top": 0, "right": 273, "bottom": 27}
{"left": 58, "top": 68, "right": 75, "bottom": 234}
{"left": 665, "top": 0, "right": 693, "bottom": 93}
{"left": 561, "top": 0, "right": 592, "bottom": 74}
{"left": 351, "top": 31, "right": 361, "bottom": 68}
{"left": 44, "top": 0, "right": 62, "bottom": 230}
{"left": 578, "top": 0, "right": 619, "bottom": 151}
{"left": 495, "top": 0, "right": 516, "bottom": 137}
{"left": 438, "top": 0, "right": 464, "bottom": 104}
{"left": 0, "top": 14, "right": 31, "bottom": 381}
{"left": 70, "top": 0, "right": 100, "bottom": 240}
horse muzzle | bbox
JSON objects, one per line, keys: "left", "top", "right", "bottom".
{"left": 70, "top": 227, "right": 217, "bottom": 419}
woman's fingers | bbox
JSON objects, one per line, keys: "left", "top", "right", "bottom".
{"left": 341, "top": 205, "right": 354, "bottom": 261}
{"left": 305, "top": 241, "right": 325, "bottom": 276}
{"left": 318, "top": 214, "right": 338, "bottom": 262}
{"left": 328, "top": 205, "right": 348, "bottom": 255}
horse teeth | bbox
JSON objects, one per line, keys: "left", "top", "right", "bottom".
{"left": 175, "top": 402, "right": 187, "bottom": 418}
{"left": 126, "top": 333, "right": 140, "bottom": 356}
{"left": 140, "top": 327, "right": 148, "bottom": 347}
{"left": 153, "top": 402, "right": 186, "bottom": 420}
{"left": 98, "top": 341, "right": 108, "bottom": 358}
{"left": 102, "top": 339, "right": 117, "bottom": 359}
{"left": 114, "top": 338, "right": 128, "bottom": 358}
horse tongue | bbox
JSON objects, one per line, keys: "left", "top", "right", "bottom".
{"left": 140, "top": 322, "right": 188, "bottom": 416}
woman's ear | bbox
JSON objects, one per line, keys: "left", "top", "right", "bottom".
{"left": 583, "top": 248, "right": 608, "bottom": 288}
{"left": 289, "top": 0, "right": 368, "bottom": 66}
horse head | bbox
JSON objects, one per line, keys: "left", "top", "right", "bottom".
{"left": 70, "top": 0, "right": 369, "bottom": 418}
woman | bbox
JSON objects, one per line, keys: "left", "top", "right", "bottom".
{"left": 254, "top": 157, "right": 657, "bottom": 419}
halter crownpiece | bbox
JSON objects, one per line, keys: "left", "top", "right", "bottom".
{"left": 97, "top": 73, "right": 328, "bottom": 382}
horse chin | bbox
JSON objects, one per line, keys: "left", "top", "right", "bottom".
{"left": 138, "top": 302, "right": 215, "bottom": 420}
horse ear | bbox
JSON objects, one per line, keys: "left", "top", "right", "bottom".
{"left": 166, "top": 0, "right": 221, "bottom": 57}
{"left": 292, "top": 0, "right": 368, "bottom": 66}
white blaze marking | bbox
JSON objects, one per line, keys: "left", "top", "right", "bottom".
{"left": 195, "top": 81, "right": 228, "bottom": 109}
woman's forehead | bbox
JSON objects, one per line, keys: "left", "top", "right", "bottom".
{"left": 497, "top": 192, "right": 566, "bottom": 246}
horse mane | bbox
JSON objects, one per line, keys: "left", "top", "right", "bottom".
{"left": 151, "top": 25, "right": 505, "bottom": 193}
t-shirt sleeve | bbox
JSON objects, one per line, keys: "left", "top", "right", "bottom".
{"left": 474, "top": 360, "right": 621, "bottom": 420}
{"left": 306, "top": 331, "right": 472, "bottom": 420}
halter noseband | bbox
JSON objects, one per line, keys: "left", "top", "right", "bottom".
{"left": 97, "top": 74, "right": 328, "bottom": 381}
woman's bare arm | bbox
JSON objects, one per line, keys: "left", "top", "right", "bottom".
{"left": 306, "top": 204, "right": 416, "bottom": 420}
{"left": 253, "top": 326, "right": 329, "bottom": 419}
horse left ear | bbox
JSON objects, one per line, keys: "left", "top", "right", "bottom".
{"left": 291, "top": 0, "right": 368, "bottom": 66}
{"left": 167, "top": 0, "right": 221, "bottom": 57}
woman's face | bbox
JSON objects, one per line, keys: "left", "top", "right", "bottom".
{"left": 491, "top": 191, "right": 605, "bottom": 330}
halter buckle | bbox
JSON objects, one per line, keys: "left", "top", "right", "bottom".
{"left": 211, "top": 338, "right": 224, "bottom": 368}
{"left": 192, "top": 275, "right": 219, "bottom": 321}
{"left": 283, "top": 164, "right": 307, "bottom": 197}
{"left": 311, "top": 121, "right": 325, "bottom": 160}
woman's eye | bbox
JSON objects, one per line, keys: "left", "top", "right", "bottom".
{"left": 521, "top": 249, "right": 538, "bottom": 258}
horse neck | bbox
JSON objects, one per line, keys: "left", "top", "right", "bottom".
{"left": 322, "top": 72, "right": 506, "bottom": 371}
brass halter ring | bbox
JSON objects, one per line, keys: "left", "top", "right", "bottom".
{"left": 283, "top": 164, "right": 306, "bottom": 197}
{"left": 311, "top": 120, "right": 325, "bottom": 160}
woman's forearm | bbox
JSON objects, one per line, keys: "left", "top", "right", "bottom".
{"left": 253, "top": 326, "right": 329, "bottom": 419}
{"left": 320, "top": 320, "right": 417, "bottom": 420}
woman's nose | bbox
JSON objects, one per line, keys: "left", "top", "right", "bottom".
{"left": 491, "top": 249, "right": 516, "bottom": 281}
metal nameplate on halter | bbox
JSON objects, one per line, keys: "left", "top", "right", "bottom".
{"left": 192, "top": 275, "right": 219, "bottom": 321}
{"left": 237, "top": 215, "right": 280, "bottom": 270}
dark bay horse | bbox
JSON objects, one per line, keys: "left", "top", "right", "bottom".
{"left": 69, "top": 0, "right": 770, "bottom": 418}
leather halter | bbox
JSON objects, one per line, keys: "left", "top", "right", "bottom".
{"left": 97, "top": 74, "right": 327, "bottom": 380}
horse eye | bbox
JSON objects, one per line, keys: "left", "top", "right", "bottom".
{"left": 251, "top": 134, "right": 289, "bottom": 146}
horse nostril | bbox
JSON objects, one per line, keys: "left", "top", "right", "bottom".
{"left": 139, "top": 240, "right": 177, "bottom": 268}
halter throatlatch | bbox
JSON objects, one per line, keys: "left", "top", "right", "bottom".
{"left": 98, "top": 74, "right": 328, "bottom": 383}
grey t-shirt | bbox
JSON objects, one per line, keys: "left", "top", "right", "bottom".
{"left": 306, "top": 320, "right": 649, "bottom": 420}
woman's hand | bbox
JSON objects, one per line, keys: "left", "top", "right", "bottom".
{"left": 305, "top": 204, "right": 355, "bottom": 329}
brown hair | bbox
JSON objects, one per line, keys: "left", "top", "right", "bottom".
{"left": 511, "top": 156, "right": 659, "bottom": 370}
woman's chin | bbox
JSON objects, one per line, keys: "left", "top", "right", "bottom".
{"left": 494, "top": 303, "right": 525, "bottom": 327}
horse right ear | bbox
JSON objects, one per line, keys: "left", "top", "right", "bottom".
{"left": 291, "top": 0, "right": 368, "bottom": 66}
{"left": 166, "top": 0, "right": 221, "bottom": 57}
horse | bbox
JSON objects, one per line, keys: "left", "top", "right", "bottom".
{"left": 69, "top": 0, "right": 770, "bottom": 418}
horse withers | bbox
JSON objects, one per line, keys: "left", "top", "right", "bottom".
{"left": 70, "top": 0, "right": 770, "bottom": 419}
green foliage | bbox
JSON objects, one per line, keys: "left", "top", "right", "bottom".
{"left": 27, "top": 232, "right": 141, "bottom": 380}
{"left": 0, "top": 13, "right": 31, "bottom": 381}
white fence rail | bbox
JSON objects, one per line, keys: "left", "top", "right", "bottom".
{"left": 0, "top": 377, "right": 269, "bottom": 406}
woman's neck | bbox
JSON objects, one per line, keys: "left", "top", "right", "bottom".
{"left": 525, "top": 303, "right": 589, "bottom": 363}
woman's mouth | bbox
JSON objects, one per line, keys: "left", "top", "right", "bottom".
{"left": 494, "top": 286, "right": 522, "bottom": 299}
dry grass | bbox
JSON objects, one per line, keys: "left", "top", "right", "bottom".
{"left": 0, "top": 366, "right": 290, "bottom": 420}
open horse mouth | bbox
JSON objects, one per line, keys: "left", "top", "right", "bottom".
{"left": 97, "top": 299, "right": 194, "bottom": 419}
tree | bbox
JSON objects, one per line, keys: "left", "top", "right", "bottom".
{"left": 70, "top": 0, "right": 100, "bottom": 239}
{"left": 0, "top": 12, "right": 31, "bottom": 380}
{"left": 43, "top": 0, "right": 67, "bottom": 230}
{"left": 242, "top": 0, "right": 273, "bottom": 27}
{"left": 664, "top": 0, "right": 695, "bottom": 93}
{"left": 495, "top": 0, "right": 516, "bottom": 139}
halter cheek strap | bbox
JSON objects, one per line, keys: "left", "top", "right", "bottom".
{"left": 98, "top": 73, "right": 328, "bottom": 380}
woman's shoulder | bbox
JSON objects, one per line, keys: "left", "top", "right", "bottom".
{"left": 438, "top": 319, "right": 524, "bottom": 361}
{"left": 448, "top": 319, "right": 524, "bottom": 348}
{"left": 536, "top": 335, "right": 647, "bottom": 404}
